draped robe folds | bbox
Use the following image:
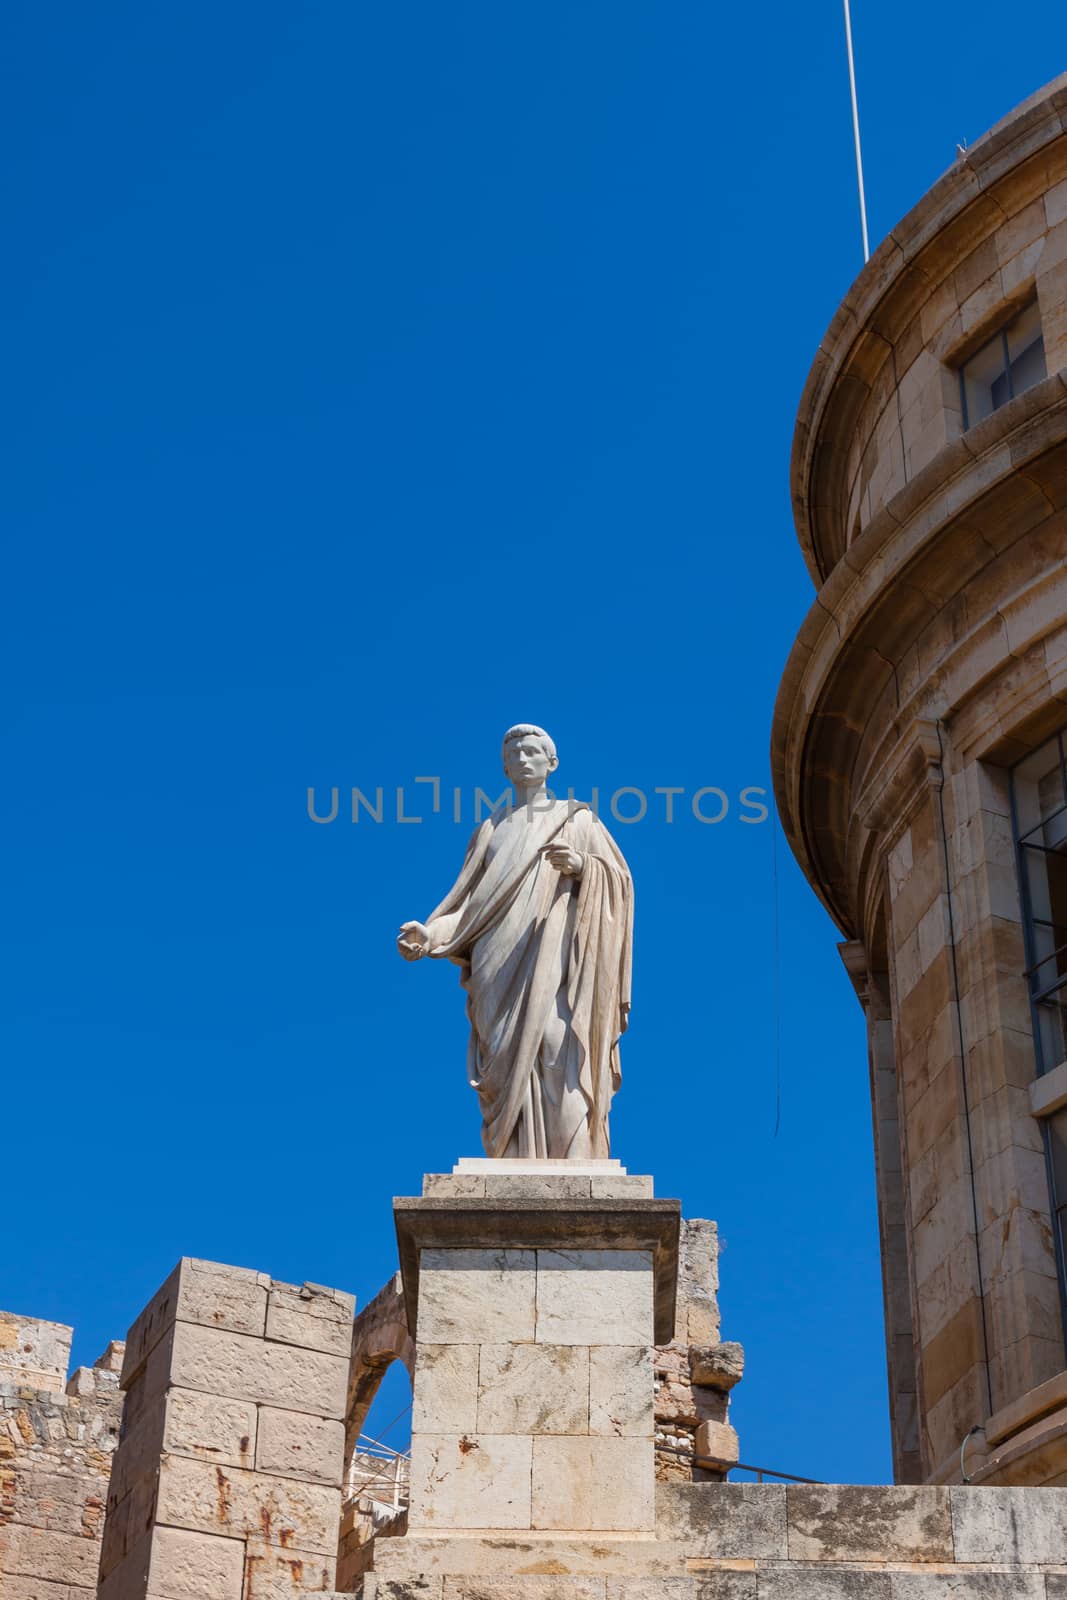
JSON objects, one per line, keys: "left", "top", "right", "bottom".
{"left": 421, "top": 800, "right": 633, "bottom": 1159}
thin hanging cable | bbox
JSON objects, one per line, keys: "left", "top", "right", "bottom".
{"left": 843, "top": 0, "right": 870, "bottom": 262}
{"left": 772, "top": 800, "right": 783, "bottom": 1137}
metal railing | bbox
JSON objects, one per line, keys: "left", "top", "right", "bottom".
{"left": 657, "top": 1440, "right": 819, "bottom": 1484}
{"left": 345, "top": 1434, "right": 411, "bottom": 1514}
{"left": 728, "top": 1461, "right": 821, "bottom": 1484}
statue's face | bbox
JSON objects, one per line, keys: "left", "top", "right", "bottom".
{"left": 504, "top": 735, "right": 555, "bottom": 787}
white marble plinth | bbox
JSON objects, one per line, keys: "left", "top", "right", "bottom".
{"left": 454, "top": 1156, "right": 626, "bottom": 1175}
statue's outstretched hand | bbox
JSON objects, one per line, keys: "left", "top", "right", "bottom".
{"left": 543, "top": 844, "right": 584, "bottom": 877}
{"left": 397, "top": 920, "right": 431, "bottom": 961}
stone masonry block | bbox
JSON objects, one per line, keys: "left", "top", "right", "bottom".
{"left": 242, "top": 1537, "right": 337, "bottom": 1598}
{"left": 65, "top": 1363, "right": 101, "bottom": 1397}
{"left": 163, "top": 1387, "right": 257, "bottom": 1470}
{"left": 0, "top": 1521, "right": 104, "bottom": 1587}
{"left": 683, "top": 1303, "right": 719, "bottom": 1347}
{"left": 484, "top": 1175, "right": 594, "bottom": 1199}
{"left": 950, "top": 1484, "right": 1067, "bottom": 1562}
{"left": 589, "top": 1345, "right": 652, "bottom": 1436}
{"left": 373, "top": 1533, "right": 691, "bottom": 1579}
{"left": 155, "top": 1453, "right": 340, "bottom": 1554}
{"left": 168, "top": 1321, "right": 348, "bottom": 1418}
{"left": 655, "top": 1482, "right": 787, "bottom": 1559}
{"left": 264, "top": 1282, "right": 354, "bottom": 1358}
{"left": 104, "top": 1403, "right": 166, "bottom": 1517}
{"left": 6, "top": 1465, "right": 106, "bottom": 1538}
{"left": 694, "top": 1420, "right": 738, "bottom": 1469}
{"left": 98, "top": 1531, "right": 153, "bottom": 1600}
{"left": 531, "top": 1436, "right": 654, "bottom": 1531}
{"left": 369, "top": 1579, "right": 444, "bottom": 1600}
{"left": 535, "top": 1251, "right": 653, "bottom": 1346}
{"left": 678, "top": 1221, "right": 718, "bottom": 1304}
{"left": 95, "top": 1338, "right": 126, "bottom": 1372}
{"left": 590, "top": 1177, "right": 655, "bottom": 1198}
{"left": 413, "top": 1343, "right": 480, "bottom": 1434}
{"left": 101, "top": 1467, "right": 160, "bottom": 1581}
{"left": 758, "top": 1574, "right": 891, "bottom": 1600}
{"left": 0, "top": 1314, "right": 73, "bottom": 1392}
{"left": 893, "top": 1576, "right": 1044, "bottom": 1597}
{"left": 147, "top": 1524, "right": 244, "bottom": 1600}
{"left": 609, "top": 1584, "right": 752, "bottom": 1600}
{"left": 689, "top": 1343, "right": 744, "bottom": 1390}
{"left": 477, "top": 1344, "right": 589, "bottom": 1434}
{"left": 123, "top": 1260, "right": 270, "bottom": 1383}
{"left": 122, "top": 1329, "right": 179, "bottom": 1436}
{"left": 408, "top": 1433, "right": 533, "bottom": 1530}
{"left": 418, "top": 1251, "right": 536, "bottom": 1344}
{"left": 422, "top": 1174, "right": 486, "bottom": 1197}
{"left": 255, "top": 1405, "right": 345, "bottom": 1484}
{"left": 788, "top": 1484, "right": 953, "bottom": 1563}
{"left": 442, "top": 1582, "right": 609, "bottom": 1600}
{"left": 2, "top": 1579, "right": 73, "bottom": 1600}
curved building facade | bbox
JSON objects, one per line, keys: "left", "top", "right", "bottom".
{"left": 774, "top": 76, "right": 1067, "bottom": 1485}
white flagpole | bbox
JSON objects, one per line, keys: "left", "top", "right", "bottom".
{"left": 843, "top": 0, "right": 870, "bottom": 262}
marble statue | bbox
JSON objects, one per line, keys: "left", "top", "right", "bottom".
{"left": 397, "top": 725, "right": 633, "bottom": 1159}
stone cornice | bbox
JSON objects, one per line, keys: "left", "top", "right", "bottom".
{"left": 791, "top": 73, "right": 1067, "bottom": 585}
{"left": 392, "top": 1194, "right": 681, "bottom": 1346}
{"left": 854, "top": 718, "right": 943, "bottom": 838}
{"left": 772, "top": 388, "right": 1067, "bottom": 932}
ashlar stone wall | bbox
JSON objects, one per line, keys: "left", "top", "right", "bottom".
{"left": 655, "top": 1218, "right": 743, "bottom": 1481}
{"left": 0, "top": 1310, "right": 124, "bottom": 1600}
{"left": 371, "top": 1479, "right": 1067, "bottom": 1599}
{"left": 97, "top": 1257, "right": 354, "bottom": 1600}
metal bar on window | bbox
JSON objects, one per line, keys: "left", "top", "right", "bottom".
{"left": 1012, "top": 736, "right": 1067, "bottom": 1357}
{"left": 1016, "top": 795, "right": 1067, "bottom": 843}
{"left": 1030, "top": 966, "right": 1067, "bottom": 1004}
{"left": 1003, "top": 327, "right": 1013, "bottom": 403}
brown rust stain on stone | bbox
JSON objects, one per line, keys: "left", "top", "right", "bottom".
{"left": 215, "top": 1466, "right": 233, "bottom": 1524}
{"left": 458, "top": 1435, "right": 479, "bottom": 1455}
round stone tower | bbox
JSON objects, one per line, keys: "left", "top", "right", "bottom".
{"left": 773, "top": 75, "right": 1067, "bottom": 1485}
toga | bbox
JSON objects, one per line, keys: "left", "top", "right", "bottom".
{"left": 420, "top": 800, "right": 633, "bottom": 1158}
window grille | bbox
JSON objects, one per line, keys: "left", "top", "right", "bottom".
{"left": 960, "top": 300, "right": 1046, "bottom": 429}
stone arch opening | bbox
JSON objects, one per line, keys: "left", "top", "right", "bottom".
{"left": 338, "top": 1273, "right": 415, "bottom": 1590}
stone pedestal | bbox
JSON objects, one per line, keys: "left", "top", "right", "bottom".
{"left": 393, "top": 1164, "right": 679, "bottom": 1538}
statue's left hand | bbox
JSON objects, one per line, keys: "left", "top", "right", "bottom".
{"left": 543, "top": 844, "right": 584, "bottom": 877}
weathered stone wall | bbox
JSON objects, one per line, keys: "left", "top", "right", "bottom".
{"left": 0, "top": 1311, "right": 124, "bottom": 1599}
{"left": 371, "top": 1480, "right": 1067, "bottom": 1597}
{"left": 97, "top": 1257, "right": 354, "bottom": 1599}
{"left": 655, "top": 1218, "right": 743, "bottom": 1481}
{"left": 339, "top": 1278, "right": 414, "bottom": 1592}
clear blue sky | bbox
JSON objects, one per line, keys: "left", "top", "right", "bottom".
{"left": 2, "top": 2, "right": 1061, "bottom": 1485}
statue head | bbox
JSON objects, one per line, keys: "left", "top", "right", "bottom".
{"left": 502, "top": 724, "right": 558, "bottom": 789}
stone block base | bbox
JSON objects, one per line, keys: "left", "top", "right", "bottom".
{"left": 366, "top": 1481, "right": 1067, "bottom": 1598}
{"left": 397, "top": 1171, "right": 679, "bottom": 1538}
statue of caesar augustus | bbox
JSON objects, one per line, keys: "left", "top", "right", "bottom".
{"left": 397, "top": 725, "right": 633, "bottom": 1159}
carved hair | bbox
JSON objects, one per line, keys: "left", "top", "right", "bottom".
{"left": 501, "top": 723, "right": 558, "bottom": 769}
